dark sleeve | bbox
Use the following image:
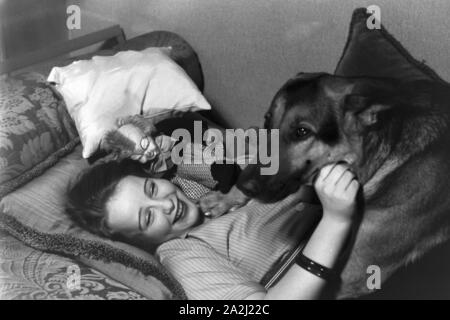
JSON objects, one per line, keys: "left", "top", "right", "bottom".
{"left": 211, "top": 162, "right": 241, "bottom": 193}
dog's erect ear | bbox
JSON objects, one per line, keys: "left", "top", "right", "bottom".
{"left": 344, "top": 94, "right": 391, "bottom": 127}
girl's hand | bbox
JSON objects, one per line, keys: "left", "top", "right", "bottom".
{"left": 314, "top": 163, "right": 360, "bottom": 224}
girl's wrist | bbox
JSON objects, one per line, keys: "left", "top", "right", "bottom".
{"left": 322, "top": 209, "right": 355, "bottom": 226}
{"left": 320, "top": 213, "right": 353, "bottom": 232}
{"left": 301, "top": 214, "right": 352, "bottom": 270}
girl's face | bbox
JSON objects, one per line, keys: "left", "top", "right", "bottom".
{"left": 105, "top": 176, "right": 201, "bottom": 245}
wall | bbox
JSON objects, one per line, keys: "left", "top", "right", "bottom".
{"left": 0, "top": 0, "right": 67, "bottom": 60}
{"left": 70, "top": 0, "right": 450, "bottom": 128}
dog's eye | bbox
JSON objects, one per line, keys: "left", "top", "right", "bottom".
{"left": 294, "top": 127, "right": 312, "bottom": 140}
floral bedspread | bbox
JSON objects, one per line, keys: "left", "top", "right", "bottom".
{"left": 0, "top": 228, "right": 146, "bottom": 300}
{"left": 0, "top": 72, "right": 78, "bottom": 190}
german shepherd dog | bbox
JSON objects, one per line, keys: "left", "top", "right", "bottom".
{"left": 199, "top": 72, "right": 450, "bottom": 298}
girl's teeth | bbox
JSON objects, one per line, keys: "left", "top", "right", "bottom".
{"left": 174, "top": 201, "right": 183, "bottom": 224}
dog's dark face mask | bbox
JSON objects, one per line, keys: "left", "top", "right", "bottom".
{"left": 237, "top": 72, "right": 395, "bottom": 202}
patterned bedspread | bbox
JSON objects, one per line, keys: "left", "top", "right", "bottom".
{"left": 0, "top": 228, "right": 146, "bottom": 300}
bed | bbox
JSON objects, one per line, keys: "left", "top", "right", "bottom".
{"left": 0, "top": 25, "right": 216, "bottom": 300}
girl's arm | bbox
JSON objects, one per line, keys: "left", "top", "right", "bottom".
{"left": 246, "top": 163, "right": 359, "bottom": 300}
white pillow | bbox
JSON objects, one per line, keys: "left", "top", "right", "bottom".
{"left": 48, "top": 47, "right": 211, "bottom": 158}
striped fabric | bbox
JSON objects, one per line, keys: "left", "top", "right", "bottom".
{"left": 157, "top": 186, "right": 322, "bottom": 300}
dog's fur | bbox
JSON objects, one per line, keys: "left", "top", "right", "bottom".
{"left": 200, "top": 72, "right": 450, "bottom": 298}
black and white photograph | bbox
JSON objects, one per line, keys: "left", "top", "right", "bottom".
{"left": 1, "top": 0, "right": 450, "bottom": 305}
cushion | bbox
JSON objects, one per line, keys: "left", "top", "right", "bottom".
{"left": 335, "top": 8, "right": 446, "bottom": 83}
{"left": 47, "top": 47, "right": 211, "bottom": 159}
{"left": 0, "top": 72, "right": 79, "bottom": 198}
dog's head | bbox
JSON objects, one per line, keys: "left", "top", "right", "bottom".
{"left": 238, "top": 72, "right": 401, "bottom": 201}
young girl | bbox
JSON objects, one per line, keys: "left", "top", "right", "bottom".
{"left": 67, "top": 121, "right": 359, "bottom": 299}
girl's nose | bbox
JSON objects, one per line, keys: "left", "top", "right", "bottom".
{"left": 154, "top": 197, "right": 174, "bottom": 215}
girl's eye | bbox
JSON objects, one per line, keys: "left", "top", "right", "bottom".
{"left": 145, "top": 179, "right": 156, "bottom": 197}
{"left": 150, "top": 181, "right": 156, "bottom": 196}
{"left": 145, "top": 209, "right": 152, "bottom": 227}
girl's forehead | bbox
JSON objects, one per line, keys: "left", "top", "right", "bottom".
{"left": 117, "top": 175, "right": 144, "bottom": 191}
{"left": 106, "top": 180, "right": 143, "bottom": 233}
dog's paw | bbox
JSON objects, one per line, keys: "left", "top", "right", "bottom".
{"left": 199, "top": 189, "right": 247, "bottom": 218}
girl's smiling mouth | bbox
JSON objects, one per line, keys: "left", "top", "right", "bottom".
{"left": 173, "top": 199, "right": 185, "bottom": 224}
